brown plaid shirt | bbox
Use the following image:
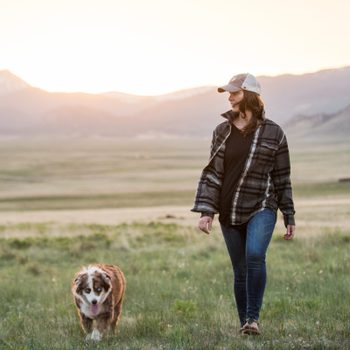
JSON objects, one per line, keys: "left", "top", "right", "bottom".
{"left": 191, "top": 110, "right": 296, "bottom": 227}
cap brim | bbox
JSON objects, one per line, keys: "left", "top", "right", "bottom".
{"left": 217, "top": 84, "right": 241, "bottom": 93}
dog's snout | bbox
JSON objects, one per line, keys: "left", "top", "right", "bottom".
{"left": 92, "top": 299, "right": 97, "bottom": 305}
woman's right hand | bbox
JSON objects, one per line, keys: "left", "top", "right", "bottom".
{"left": 198, "top": 216, "right": 213, "bottom": 234}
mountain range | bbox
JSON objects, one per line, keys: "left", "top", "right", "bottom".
{"left": 0, "top": 67, "right": 349, "bottom": 141}
{"left": 284, "top": 104, "right": 350, "bottom": 142}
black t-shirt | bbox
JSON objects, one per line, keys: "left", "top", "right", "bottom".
{"left": 219, "top": 123, "right": 254, "bottom": 226}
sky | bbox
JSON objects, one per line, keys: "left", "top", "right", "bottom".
{"left": 0, "top": 0, "right": 349, "bottom": 95}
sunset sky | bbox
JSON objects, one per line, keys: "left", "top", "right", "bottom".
{"left": 0, "top": 0, "right": 349, "bottom": 95}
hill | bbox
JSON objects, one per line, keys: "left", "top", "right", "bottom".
{"left": 284, "top": 104, "right": 350, "bottom": 143}
{"left": 0, "top": 67, "right": 349, "bottom": 141}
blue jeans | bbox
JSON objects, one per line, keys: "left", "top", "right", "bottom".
{"left": 220, "top": 208, "right": 277, "bottom": 326}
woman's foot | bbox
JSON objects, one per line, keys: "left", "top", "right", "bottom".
{"left": 240, "top": 320, "right": 260, "bottom": 335}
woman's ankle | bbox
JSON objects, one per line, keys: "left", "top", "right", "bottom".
{"left": 246, "top": 318, "right": 259, "bottom": 325}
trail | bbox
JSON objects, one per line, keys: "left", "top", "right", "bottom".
{"left": 0, "top": 196, "right": 349, "bottom": 237}
{"left": 0, "top": 206, "right": 194, "bottom": 226}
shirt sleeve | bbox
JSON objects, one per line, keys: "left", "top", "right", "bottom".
{"left": 201, "top": 130, "right": 217, "bottom": 218}
{"left": 271, "top": 132, "right": 296, "bottom": 227}
{"left": 191, "top": 128, "right": 218, "bottom": 216}
{"left": 209, "top": 129, "right": 217, "bottom": 160}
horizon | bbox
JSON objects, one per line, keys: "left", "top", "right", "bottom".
{"left": 1, "top": 64, "right": 349, "bottom": 97}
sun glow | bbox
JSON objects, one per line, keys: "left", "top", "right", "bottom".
{"left": 0, "top": 0, "right": 349, "bottom": 95}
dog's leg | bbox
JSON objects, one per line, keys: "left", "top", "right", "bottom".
{"left": 80, "top": 313, "right": 93, "bottom": 339}
{"left": 111, "top": 299, "right": 124, "bottom": 334}
{"left": 82, "top": 317, "right": 102, "bottom": 342}
{"left": 95, "top": 314, "right": 112, "bottom": 339}
{"left": 90, "top": 328, "right": 102, "bottom": 341}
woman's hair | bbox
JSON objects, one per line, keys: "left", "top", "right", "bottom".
{"left": 237, "top": 90, "right": 265, "bottom": 136}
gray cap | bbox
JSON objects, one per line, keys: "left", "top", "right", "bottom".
{"left": 218, "top": 73, "right": 261, "bottom": 95}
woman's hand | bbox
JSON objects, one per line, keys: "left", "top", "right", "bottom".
{"left": 284, "top": 225, "right": 295, "bottom": 240}
{"left": 198, "top": 216, "right": 213, "bottom": 234}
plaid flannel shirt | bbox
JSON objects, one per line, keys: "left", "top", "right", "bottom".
{"left": 191, "top": 110, "right": 295, "bottom": 227}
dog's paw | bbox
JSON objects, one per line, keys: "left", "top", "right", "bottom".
{"left": 90, "top": 329, "right": 102, "bottom": 341}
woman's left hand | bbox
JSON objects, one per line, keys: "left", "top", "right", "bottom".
{"left": 284, "top": 225, "right": 295, "bottom": 240}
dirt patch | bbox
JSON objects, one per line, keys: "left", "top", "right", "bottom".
{"left": 0, "top": 196, "right": 349, "bottom": 238}
{"left": 0, "top": 206, "right": 194, "bottom": 226}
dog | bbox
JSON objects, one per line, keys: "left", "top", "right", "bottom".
{"left": 71, "top": 264, "right": 126, "bottom": 341}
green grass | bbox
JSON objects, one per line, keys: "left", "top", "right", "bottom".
{"left": 0, "top": 137, "right": 349, "bottom": 348}
{"left": 0, "top": 222, "right": 349, "bottom": 349}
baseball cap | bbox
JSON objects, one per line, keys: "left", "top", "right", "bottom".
{"left": 218, "top": 73, "right": 261, "bottom": 95}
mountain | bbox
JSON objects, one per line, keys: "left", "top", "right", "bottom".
{"left": 0, "top": 67, "right": 349, "bottom": 140}
{"left": 259, "top": 66, "right": 350, "bottom": 124}
{"left": 284, "top": 104, "right": 350, "bottom": 142}
{"left": 0, "top": 70, "right": 29, "bottom": 95}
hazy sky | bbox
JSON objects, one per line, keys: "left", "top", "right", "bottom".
{"left": 0, "top": 0, "right": 349, "bottom": 95}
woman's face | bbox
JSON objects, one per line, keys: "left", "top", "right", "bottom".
{"left": 228, "top": 90, "right": 244, "bottom": 110}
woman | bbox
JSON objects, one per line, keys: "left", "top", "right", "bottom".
{"left": 191, "top": 73, "right": 296, "bottom": 335}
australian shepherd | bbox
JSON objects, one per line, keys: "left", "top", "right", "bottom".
{"left": 71, "top": 264, "right": 126, "bottom": 341}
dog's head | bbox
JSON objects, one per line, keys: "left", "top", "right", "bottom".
{"left": 72, "top": 265, "right": 112, "bottom": 316}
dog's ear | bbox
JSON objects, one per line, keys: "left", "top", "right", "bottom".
{"left": 74, "top": 272, "right": 88, "bottom": 293}
{"left": 101, "top": 272, "right": 112, "bottom": 291}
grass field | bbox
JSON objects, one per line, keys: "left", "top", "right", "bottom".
{"left": 0, "top": 137, "right": 350, "bottom": 349}
{"left": 0, "top": 137, "right": 349, "bottom": 211}
{"left": 0, "top": 222, "right": 350, "bottom": 349}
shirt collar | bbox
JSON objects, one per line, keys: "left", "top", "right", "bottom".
{"left": 220, "top": 109, "right": 266, "bottom": 123}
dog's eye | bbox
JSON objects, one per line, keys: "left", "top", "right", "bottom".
{"left": 96, "top": 287, "right": 102, "bottom": 293}
{"left": 85, "top": 288, "right": 91, "bottom": 294}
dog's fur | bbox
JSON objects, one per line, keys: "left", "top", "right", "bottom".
{"left": 71, "top": 264, "right": 126, "bottom": 341}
